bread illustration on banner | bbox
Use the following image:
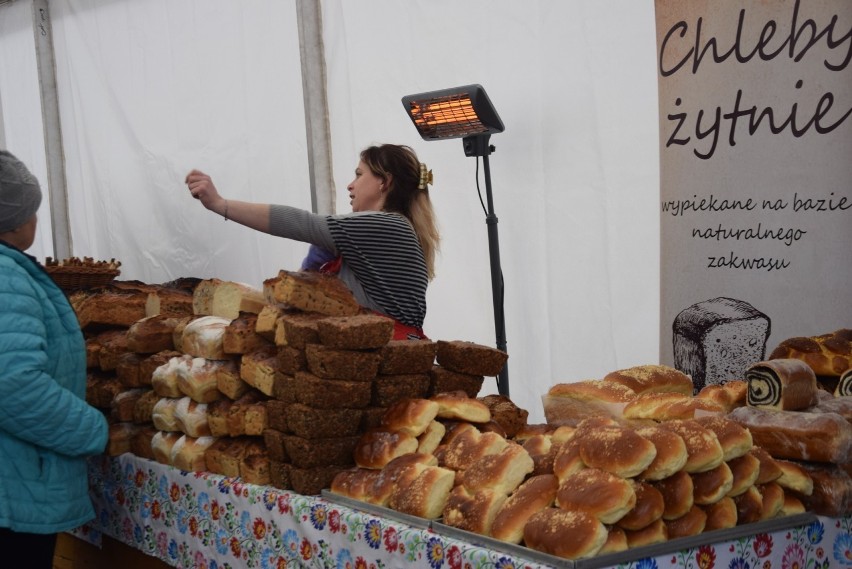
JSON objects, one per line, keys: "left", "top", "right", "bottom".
{"left": 673, "top": 297, "right": 770, "bottom": 391}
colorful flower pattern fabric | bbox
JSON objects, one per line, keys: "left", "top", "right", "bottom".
{"left": 76, "top": 455, "right": 852, "bottom": 569}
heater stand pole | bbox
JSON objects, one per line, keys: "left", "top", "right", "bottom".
{"left": 481, "top": 152, "right": 510, "bottom": 396}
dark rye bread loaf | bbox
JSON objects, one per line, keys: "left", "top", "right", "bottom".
{"left": 276, "top": 346, "right": 307, "bottom": 375}
{"left": 305, "top": 344, "right": 381, "bottom": 381}
{"left": 428, "top": 365, "right": 484, "bottom": 398}
{"left": 289, "top": 465, "right": 348, "bottom": 495}
{"left": 263, "top": 428, "right": 289, "bottom": 462}
{"left": 316, "top": 313, "right": 395, "bottom": 350}
{"left": 293, "top": 371, "right": 372, "bottom": 409}
{"left": 285, "top": 402, "right": 364, "bottom": 439}
{"left": 283, "top": 434, "right": 359, "bottom": 468}
{"left": 372, "top": 374, "right": 430, "bottom": 407}
{"left": 379, "top": 340, "right": 437, "bottom": 374}
{"left": 275, "top": 312, "right": 323, "bottom": 349}
{"left": 436, "top": 340, "right": 508, "bottom": 377}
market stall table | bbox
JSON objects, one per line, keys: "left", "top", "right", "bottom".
{"left": 76, "top": 454, "right": 852, "bottom": 569}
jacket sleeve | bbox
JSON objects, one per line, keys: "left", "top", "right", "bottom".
{"left": 0, "top": 273, "right": 108, "bottom": 457}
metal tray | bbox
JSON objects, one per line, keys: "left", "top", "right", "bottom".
{"left": 320, "top": 490, "right": 434, "bottom": 530}
{"left": 432, "top": 512, "right": 817, "bottom": 569}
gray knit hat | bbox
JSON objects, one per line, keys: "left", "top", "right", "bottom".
{"left": 0, "top": 150, "right": 42, "bottom": 233}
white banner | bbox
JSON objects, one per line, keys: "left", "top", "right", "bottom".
{"left": 656, "top": 0, "right": 852, "bottom": 390}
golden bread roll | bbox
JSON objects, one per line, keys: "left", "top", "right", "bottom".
{"left": 665, "top": 504, "right": 707, "bottom": 539}
{"left": 380, "top": 398, "right": 440, "bottom": 437}
{"left": 603, "top": 364, "right": 694, "bottom": 396}
{"left": 775, "top": 459, "right": 814, "bottom": 496}
{"left": 552, "top": 438, "right": 586, "bottom": 481}
{"left": 653, "top": 470, "right": 694, "bottom": 520}
{"left": 442, "top": 486, "right": 507, "bottom": 536}
{"left": 388, "top": 465, "right": 455, "bottom": 519}
{"left": 750, "top": 446, "right": 784, "bottom": 484}
{"left": 726, "top": 452, "right": 761, "bottom": 497}
{"left": 758, "top": 482, "right": 785, "bottom": 520}
{"left": 523, "top": 508, "right": 608, "bottom": 560}
{"left": 576, "top": 425, "right": 657, "bottom": 479}
{"left": 330, "top": 467, "right": 382, "bottom": 501}
{"left": 733, "top": 485, "right": 764, "bottom": 524}
{"left": 635, "top": 425, "right": 689, "bottom": 481}
{"left": 459, "top": 442, "right": 534, "bottom": 496}
{"left": 702, "top": 496, "right": 738, "bottom": 531}
{"left": 658, "top": 420, "right": 724, "bottom": 473}
{"left": 745, "top": 358, "right": 819, "bottom": 410}
{"left": 616, "top": 481, "right": 665, "bottom": 531}
{"left": 691, "top": 462, "right": 734, "bottom": 505}
{"left": 151, "top": 430, "right": 182, "bottom": 465}
{"left": 368, "top": 453, "right": 437, "bottom": 506}
{"left": 769, "top": 329, "right": 852, "bottom": 377}
{"left": 624, "top": 518, "right": 668, "bottom": 548}
{"left": 440, "top": 429, "right": 508, "bottom": 471}
{"left": 694, "top": 415, "right": 753, "bottom": 461}
{"left": 622, "top": 392, "right": 691, "bottom": 421}
{"left": 353, "top": 429, "right": 419, "bottom": 470}
{"left": 432, "top": 392, "right": 491, "bottom": 423}
{"left": 417, "top": 421, "right": 446, "bottom": 455}
{"left": 598, "top": 526, "right": 629, "bottom": 555}
{"left": 779, "top": 494, "right": 807, "bottom": 516}
{"left": 490, "top": 474, "right": 559, "bottom": 544}
{"left": 556, "top": 468, "right": 637, "bottom": 524}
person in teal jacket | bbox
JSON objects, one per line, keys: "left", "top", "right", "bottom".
{"left": 0, "top": 150, "right": 109, "bottom": 568}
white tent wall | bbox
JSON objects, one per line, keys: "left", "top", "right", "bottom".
{"left": 0, "top": 0, "right": 54, "bottom": 260}
{"left": 0, "top": 0, "right": 660, "bottom": 423}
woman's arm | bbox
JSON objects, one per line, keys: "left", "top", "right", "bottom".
{"left": 185, "top": 169, "right": 271, "bottom": 233}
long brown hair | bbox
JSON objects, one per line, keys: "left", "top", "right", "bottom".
{"left": 360, "top": 144, "right": 440, "bottom": 280}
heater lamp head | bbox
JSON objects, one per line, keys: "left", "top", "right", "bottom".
{"left": 402, "top": 84, "right": 504, "bottom": 141}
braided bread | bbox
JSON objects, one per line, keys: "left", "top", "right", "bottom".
{"left": 768, "top": 329, "right": 852, "bottom": 377}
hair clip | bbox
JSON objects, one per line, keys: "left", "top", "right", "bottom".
{"left": 418, "top": 163, "right": 434, "bottom": 190}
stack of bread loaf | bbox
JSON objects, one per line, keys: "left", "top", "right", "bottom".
{"left": 259, "top": 269, "right": 512, "bottom": 494}
{"left": 77, "top": 278, "right": 199, "bottom": 458}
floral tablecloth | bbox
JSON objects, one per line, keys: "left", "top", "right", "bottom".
{"left": 77, "top": 454, "right": 852, "bottom": 569}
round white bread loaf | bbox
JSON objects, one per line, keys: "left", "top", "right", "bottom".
{"left": 523, "top": 507, "right": 608, "bottom": 560}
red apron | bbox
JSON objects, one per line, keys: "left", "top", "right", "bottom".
{"left": 320, "top": 256, "right": 428, "bottom": 340}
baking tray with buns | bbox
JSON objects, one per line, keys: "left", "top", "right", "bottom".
{"left": 431, "top": 513, "right": 815, "bottom": 568}
{"left": 321, "top": 490, "right": 433, "bottom": 529}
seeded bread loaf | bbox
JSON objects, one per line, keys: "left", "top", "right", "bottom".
{"left": 285, "top": 403, "right": 364, "bottom": 439}
{"left": 283, "top": 434, "right": 359, "bottom": 468}
{"left": 305, "top": 344, "right": 380, "bottom": 381}
{"left": 263, "top": 270, "right": 360, "bottom": 317}
{"left": 275, "top": 312, "right": 323, "bottom": 348}
{"left": 223, "top": 312, "right": 271, "bottom": 354}
{"left": 436, "top": 340, "right": 508, "bottom": 377}
{"left": 378, "top": 340, "right": 437, "bottom": 374}
{"left": 428, "top": 365, "right": 483, "bottom": 398}
{"left": 372, "top": 374, "right": 430, "bottom": 407}
{"left": 316, "top": 314, "right": 394, "bottom": 350}
{"left": 293, "top": 371, "right": 372, "bottom": 409}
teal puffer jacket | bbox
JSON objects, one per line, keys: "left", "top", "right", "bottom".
{"left": 0, "top": 241, "right": 108, "bottom": 534}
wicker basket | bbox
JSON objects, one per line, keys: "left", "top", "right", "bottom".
{"left": 45, "top": 265, "right": 120, "bottom": 291}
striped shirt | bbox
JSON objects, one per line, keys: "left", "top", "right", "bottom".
{"left": 269, "top": 205, "right": 428, "bottom": 328}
